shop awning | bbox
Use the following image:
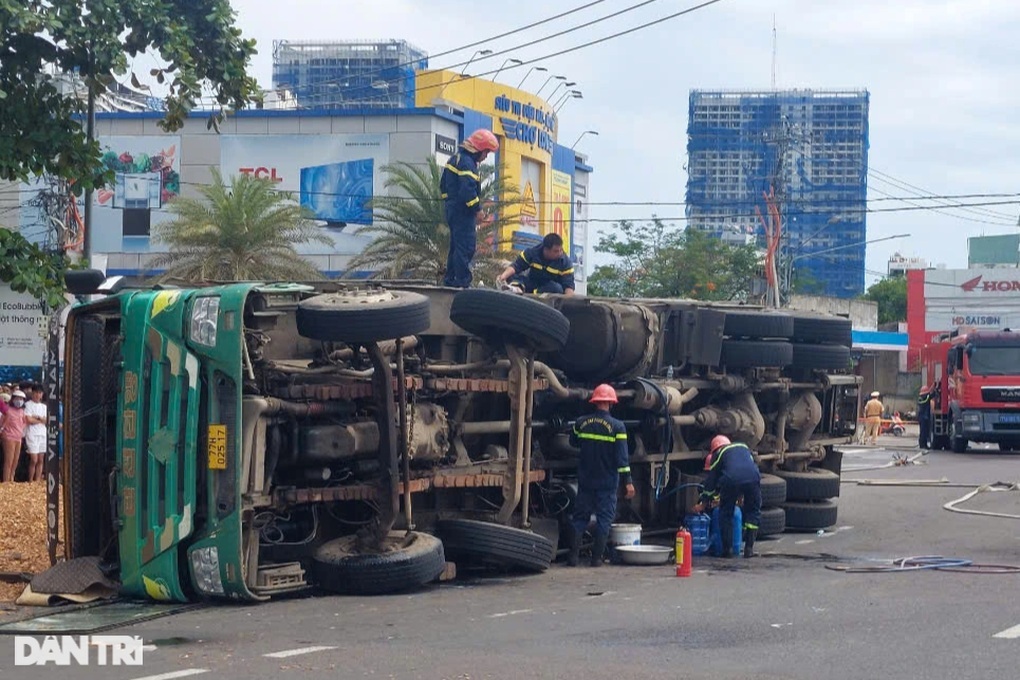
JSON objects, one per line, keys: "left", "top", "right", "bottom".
{"left": 852, "top": 330, "right": 908, "bottom": 352}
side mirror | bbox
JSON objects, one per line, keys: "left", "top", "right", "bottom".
{"left": 64, "top": 269, "right": 108, "bottom": 296}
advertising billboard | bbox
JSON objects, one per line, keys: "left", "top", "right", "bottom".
{"left": 922, "top": 268, "right": 1020, "bottom": 332}
{"left": 0, "top": 285, "right": 47, "bottom": 382}
{"left": 19, "top": 137, "right": 181, "bottom": 254}
{"left": 220, "top": 134, "right": 389, "bottom": 227}
{"left": 573, "top": 180, "right": 589, "bottom": 286}
{"left": 550, "top": 170, "right": 572, "bottom": 252}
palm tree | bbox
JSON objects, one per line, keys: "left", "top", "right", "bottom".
{"left": 149, "top": 169, "right": 331, "bottom": 282}
{"left": 345, "top": 157, "right": 520, "bottom": 283}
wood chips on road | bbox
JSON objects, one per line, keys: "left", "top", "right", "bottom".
{"left": 0, "top": 481, "right": 52, "bottom": 605}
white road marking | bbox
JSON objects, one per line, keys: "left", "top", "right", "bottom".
{"left": 993, "top": 624, "right": 1020, "bottom": 639}
{"left": 795, "top": 539, "right": 814, "bottom": 545}
{"left": 128, "top": 670, "right": 209, "bottom": 680}
{"left": 264, "top": 645, "right": 338, "bottom": 658}
{"left": 489, "top": 608, "right": 533, "bottom": 618}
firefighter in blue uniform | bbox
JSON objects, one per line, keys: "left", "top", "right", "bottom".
{"left": 917, "top": 384, "right": 932, "bottom": 449}
{"left": 566, "top": 384, "right": 635, "bottom": 567}
{"left": 496, "top": 232, "right": 576, "bottom": 295}
{"left": 693, "top": 435, "right": 762, "bottom": 558}
{"left": 440, "top": 129, "right": 500, "bottom": 288}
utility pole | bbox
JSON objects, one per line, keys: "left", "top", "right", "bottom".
{"left": 82, "top": 52, "right": 96, "bottom": 263}
{"left": 771, "top": 15, "right": 778, "bottom": 90}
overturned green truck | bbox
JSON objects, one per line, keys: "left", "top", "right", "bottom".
{"left": 49, "top": 277, "right": 860, "bottom": 602}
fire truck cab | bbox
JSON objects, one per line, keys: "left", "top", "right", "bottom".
{"left": 922, "top": 327, "right": 1020, "bottom": 452}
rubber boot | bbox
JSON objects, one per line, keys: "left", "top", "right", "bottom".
{"left": 590, "top": 533, "right": 608, "bottom": 567}
{"left": 566, "top": 526, "right": 581, "bottom": 567}
{"left": 720, "top": 515, "right": 734, "bottom": 558}
{"left": 743, "top": 529, "right": 757, "bottom": 558}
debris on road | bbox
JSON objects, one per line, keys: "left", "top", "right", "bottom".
{"left": 0, "top": 481, "right": 51, "bottom": 605}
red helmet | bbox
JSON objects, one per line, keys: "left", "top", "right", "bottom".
{"left": 464, "top": 129, "right": 499, "bottom": 153}
{"left": 709, "top": 434, "right": 731, "bottom": 454}
{"left": 590, "top": 384, "right": 618, "bottom": 404}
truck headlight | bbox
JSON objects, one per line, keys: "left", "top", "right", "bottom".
{"left": 963, "top": 413, "right": 981, "bottom": 431}
{"left": 190, "top": 297, "right": 220, "bottom": 347}
{"left": 190, "top": 546, "right": 225, "bottom": 595}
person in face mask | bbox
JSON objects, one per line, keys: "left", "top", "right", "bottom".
{"left": 0, "top": 390, "right": 28, "bottom": 482}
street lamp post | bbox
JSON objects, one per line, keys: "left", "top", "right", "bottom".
{"left": 536, "top": 74, "right": 565, "bottom": 96}
{"left": 555, "top": 91, "right": 582, "bottom": 113}
{"left": 548, "top": 80, "right": 576, "bottom": 102}
{"left": 571, "top": 130, "right": 599, "bottom": 149}
{"left": 492, "top": 58, "right": 523, "bottom": 81}
{"left": 460, "top": 49, "right": 493, "bottom": 76}
{"left": 517, "top": 66, "right": 547, "bottom": 88}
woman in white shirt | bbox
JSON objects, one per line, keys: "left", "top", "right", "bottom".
{"left": 23, "top": 384, "right": 48, "bottom": 482}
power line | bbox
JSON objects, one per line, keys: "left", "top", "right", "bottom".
{"left": 868, "top": 183, "right": 1014, "bottom": 227}
{"left": 294, "top": 0, "right": 667, "bottom": 106}
{"left": 292, "top": 0, "right": 728, "bottom": 108}
{"left": 869, "top": 167, "right": 1017, "bottom": 221}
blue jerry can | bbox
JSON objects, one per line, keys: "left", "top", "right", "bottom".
{"left": 709, "top": 506, "right": 743, "bottom": 557}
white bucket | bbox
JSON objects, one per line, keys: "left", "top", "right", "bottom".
{"left": 608, "top": 523, "right": 642, "bottom": 561}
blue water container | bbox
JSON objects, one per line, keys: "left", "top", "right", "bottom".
{"left": 684, "top": 514, "right": 711, "bottom": 556}
{"left": 709, "top": 506, "right": 743, "bottom": 557}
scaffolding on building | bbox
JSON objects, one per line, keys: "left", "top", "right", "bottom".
{"left": 272, "top": 39, "right": 428, "bottom": 110}
{"left": 685, "top": 89, "right": 870, "bottom": 299}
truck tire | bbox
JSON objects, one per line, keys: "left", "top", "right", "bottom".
{"left": 723, "top": 311, "right": 794, "bottom": 339}
{"left": 297, "top": 289, "right": 431, "bottom": 343}
{"left": 950, "top": 419, "right": 969, "bottom": 453}
{"left": 773, "top": 468, "right": 840, "bottom": 501}
{"left": 790, "top": 344, "right": 851, "bottom": 371}
{"left": 781, "top": 500, "right": 838, "bottom": 531}
{"left": 451, "top": 289, "right": 570, "bottom": 353}
{"left": 759, "top": 474, "right": 787, "bottom": 506}
{"left": 757, "top": 507, "right": 786, "bottom": 537}
{"left": 436, "top": 518, "right": 556, "bottom": 572}
{"left": 313, "top": 531, "right": 446, "bottom": 595}
{"left": 720, "top": 340, "right": 793, "bottom": 369}
{"left": 790, "top": 315, "right": 853, "bottom": 346}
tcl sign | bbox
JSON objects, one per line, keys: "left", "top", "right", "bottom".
{"left": 238, "top": 167, "right": 285, "bottom": 182}
{"left": 961, "top": 275, "right": 1020, "bottom": 293}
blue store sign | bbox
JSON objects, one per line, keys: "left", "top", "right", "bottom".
{"left": 494, "top": 94, "right": 556, "bottom": 154}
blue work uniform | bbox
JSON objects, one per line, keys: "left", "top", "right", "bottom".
{"left": 509, "top": 244, "right": 575, "bottom": 294}
{"left": 701, "top": 443, "right": 762, "bottom": 551}
{"left": 570, "top": 409, "right": 631, "bottom": 538}
{"left": 440, "top": 150, "right": 482, "bottom": 288}
{"left": 917, "top": 388, "right": 932, "bottom": 449}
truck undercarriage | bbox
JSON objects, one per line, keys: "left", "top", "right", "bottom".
{"left": 57, "top": 281, "right": 860, "bottom": 601}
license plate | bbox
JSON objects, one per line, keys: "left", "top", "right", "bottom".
{"left": 999, "top": 414, "right": 1020, "bottom": 424}
{"left": 207, "top": 424, "right": 227, "bottom": 470}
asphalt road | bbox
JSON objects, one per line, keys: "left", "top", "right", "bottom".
{"left": 5, "top": 436, "right": 1020, "bottom": 680}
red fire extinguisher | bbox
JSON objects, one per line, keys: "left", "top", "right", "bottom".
{"left": 676, "top": 526, "right": 692, "bottom": 577}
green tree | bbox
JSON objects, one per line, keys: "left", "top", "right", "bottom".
{"left": 0, "top": 0, "right": 258, "bottom": 190}
{"left": 0, "top": 228, "right": 76, "bottom": 308}
{"left": 863, "top": 275, "right": 908, "bottom": 325}
{"left": 148, "top": 170, "right": 330, "bottom": 282}
{"left": 588, "top": 219, "right": 761, "bottom": 300}
{"left": 346, "top": 158, "right": 520, "bottom": 283}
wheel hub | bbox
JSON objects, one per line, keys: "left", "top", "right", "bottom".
{"left": 326, "top": 288, "right": 396, "bottom": 306}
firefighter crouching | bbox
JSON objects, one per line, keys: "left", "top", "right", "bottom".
{"left": 566, "top": 384, "right": 635, "bottom": 567}
{"left": 693, "top": 435, "right": 762, "bottom": 558}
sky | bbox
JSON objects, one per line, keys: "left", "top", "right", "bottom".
{"left": 227, "top": 0, "right": 1020, "bottom": 285}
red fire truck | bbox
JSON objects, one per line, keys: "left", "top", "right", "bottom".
{"left": 922, "top": 328, "right": 1020, "bottom": 452}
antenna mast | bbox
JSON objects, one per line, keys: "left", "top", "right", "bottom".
{"left": 771, "top": 15, "right": 777, "bottom": 89}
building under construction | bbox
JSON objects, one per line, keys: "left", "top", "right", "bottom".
{"left": 272, "top": 39, "right": 428, "bottom": 110}
{"left": 686, "top": 89, "right": 870, "bottom": 298}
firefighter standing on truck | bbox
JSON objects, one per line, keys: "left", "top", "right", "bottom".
{"left": 693, "top": 435, "right": 762, "bottom": 558}
{"left": 566, "top": 384, "right": 635, "bottom": 567}
{"left": 496, "top": 232, "right": 576, "bottom": 295}
{"left": 440, "top": 129, "right": 499, "bottom": 288}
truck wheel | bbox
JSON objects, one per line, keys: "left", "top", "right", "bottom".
{"left": 313, "top": 531, "right": 446, "bottom": 595}
{"left": 436, "top": 518, "right": 556, "bottom": 572}
{"left": 758, "top": 507, "right": 786, "bottom": 537}
{"left": 720, "top": 340, "right": 793, "bottom": 369}
{"left": 759, "top": 474, "right": 787, "bottom": 506}
{"left": 297, "top": 289, "right": 431, "bottom": 343}
{"left": 790, "top": 315, "right": 853, "bottom": 346}
{"left": 450, "top": 289, "right": 570, "bottom": 353}
{"left": 773, "top": 468, "right": 840, "bottom": 501}
{"left": 790, "top": 344, "right": 851, "bottom": 371}
{"left": 723, "top": 311, "right": 794, "bottom": 339}
{"left": 781, "top": 500, "right": 838, "bottom": 531}
{"left": 950, "top": 420, "right": 969, "bottom": 453}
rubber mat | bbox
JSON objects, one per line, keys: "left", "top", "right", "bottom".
{"left": 0, "top": 601, "right": 205, "bottom": 635}
{"left": 29, "top": 556, "right": 119, "bottom": 595}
